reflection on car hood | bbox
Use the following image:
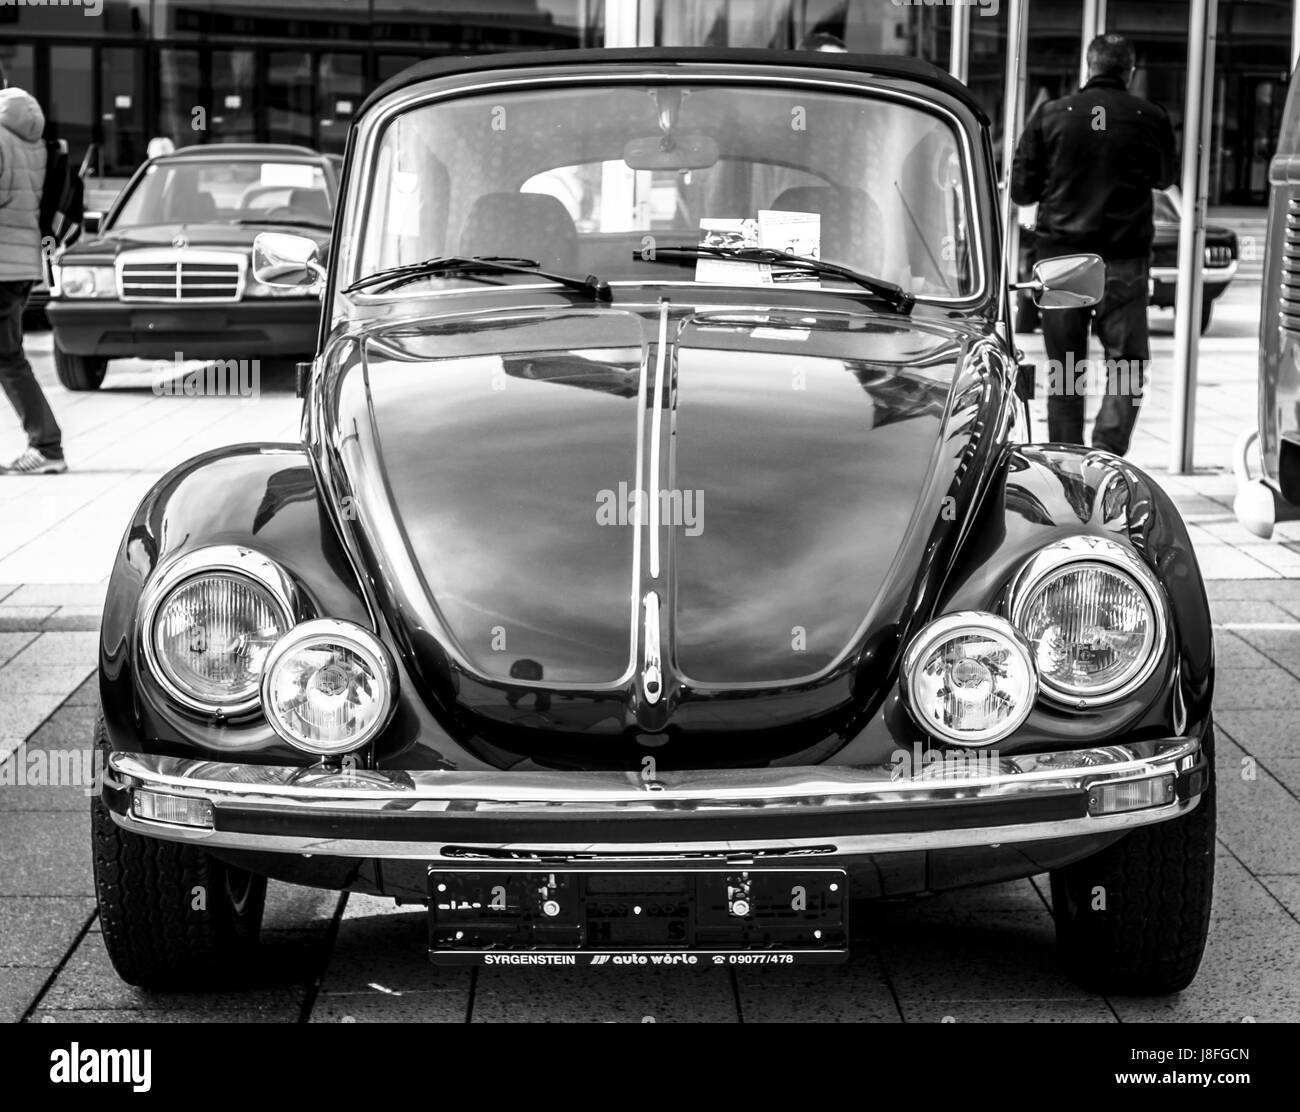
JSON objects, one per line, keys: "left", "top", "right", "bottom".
{"left": 330, "top": 302, "right": 990, "bottom": 753}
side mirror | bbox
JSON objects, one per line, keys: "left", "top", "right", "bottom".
{"left": 82, "top": 211, "right": 102, "bottom": 236}
{"left": 1016, "top": 253, "right": 1105, "bottom": 310}
{"left": 252, "top": 231, "right": 325, "bottom": 292}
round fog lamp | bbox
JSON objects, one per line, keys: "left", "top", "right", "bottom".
{"left": 261, "top": 619, "right": 396, "bottom": 755}
{"left": 902, "top": 612, "right": 1037, "bottom": 746}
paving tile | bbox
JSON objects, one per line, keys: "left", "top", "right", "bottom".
{"left": 1209, "top": 600, "right": 1299, "bottom": 626}
{"left": 1214, "top": 734, "right": 1300, "bottom": 876}
{"left": 735, "top": 953, "right": 900, "bottom": 1022}
{"left": 21, "top": 702, "right": 100, "bottom": 751}
{"left": 28, "top": 1007, "right": 289, "bottom": 1023}
{"left": 1210, "top": 667, "right": 1300, "bottom": 709}
{"left": 1257, "top": 876, "right": 1300, "bottom": 920}
{"left": 0, "top": 606, "right": 56, "bottom": 631}
{"left": 43, "top": 608, "right": 103, "bottom": 632}
{"left": 1265, "top": 758, "right": 1300, "bottom": 798}
{"left": 0, "top": 632, "right": 37, "bottom": 666}
{"left": 1193, "top": 549, "right": 1279, "bottom": 580}
{"left": 262, "top": 882, "right": 344, "bottom": 933}
{"left": 1208, "top": 580, "right": 1300, "bottom": 603}
{"left": 310, "top": 990, "right": 467, "bottom": 1023}
{"left": 868, "top": 896, "right": 1089, "bottom": 1007}
{"left": 902, "top": 999, "right": 1116, "bottom": 1023}
{"left": 0, "top": 663, "right": 95, "bottom": 698}
{"left": 1215, "top": 709, "right": 1300, "bottom": 766}
{"left": 0, "top": 966, "right": 52, "bottom": 1023}
{"left": 313, "top": 895, "right": 467, "bottom": 998}
{"left": 39, "top": 933, "right": 308, "bottom": 1018}
{"left": 4, "top": 585, "right": 107, "bottom": 608}
{"left": 1112, "top": 853, "right": 1300, "bottom": 1022}
{"left": 8, "top": 631, "right": 101, "bottom": 666}
{"left": 0, "top": 812, "right": 93, "bottom": 896}
{"left": 0, "top": 897, "right": 95, "bottom": 965}
{"left": 0, "top": 692, "right": 70, "bottom": 757}
{"left": 1212, "top": 632, "right": 1274, "bottom": 669}
{"left": 471, "top": 965, "right": 739, "bottom": 1023}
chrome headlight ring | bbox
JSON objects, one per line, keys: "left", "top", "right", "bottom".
{"left": 1007, "top": 535, "right": 1168, "bottom": 709}
{"left": 139, "top": 546, "right": 298, "bottom": 716}
{"left": 901, "top": 611, "right": 1039, "bottom": 747}
{"left": 260, "top": 618, "right": 397, "bottom": 756}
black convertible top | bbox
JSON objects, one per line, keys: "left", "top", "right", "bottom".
{"left": 358, "top": 47, "right": 988, "bottom": 124}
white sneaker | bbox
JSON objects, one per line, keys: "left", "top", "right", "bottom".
{"left": 1, "top": 448, "right": 68, "bottom": 475}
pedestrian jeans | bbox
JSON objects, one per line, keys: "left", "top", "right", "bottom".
{"left": 0, "top": 280, "right": 63, "bottom": 459}
{"left": 1040, "top": 256, "right": 1150, "bottom": 457}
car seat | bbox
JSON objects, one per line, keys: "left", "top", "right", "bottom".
{"left": 459, "top": 192, "right": 579, "bottom": 274}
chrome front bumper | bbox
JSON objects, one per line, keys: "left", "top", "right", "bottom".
{"left": 103, "top": 737, "right": 1208, "bottom": 862}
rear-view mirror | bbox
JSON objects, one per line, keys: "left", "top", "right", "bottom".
{"left": 623, "top": 133, "right": 720, "bottom": 172}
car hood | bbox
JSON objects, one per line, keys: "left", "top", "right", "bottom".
{"left": 327, "top": 302, "right": 999, "bottom": 760}
{"left": 63, "top": 223, "right": 331, "bottom": 259}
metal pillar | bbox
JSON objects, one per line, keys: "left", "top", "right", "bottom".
{"left": 1293, "top": 0, "right": 1300, "bottom": 74}
{"left": 1080, "top": 0, "right": 1108, "bottom": 88}
{"left": 606, "top": 0, "right": 641, "bottom": 47}
{"left": 950, "top": 2, "right": 971, "bottom": 85}
{"left": 1170, "top": 0, "right": 1218, "bottom": 474}
{"left": 1000, "top": 0, "right": 1030, "bottom": 323}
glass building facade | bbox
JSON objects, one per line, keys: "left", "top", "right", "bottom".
{"left": 0, "top": 0, "right": 1291, "bottom": 203}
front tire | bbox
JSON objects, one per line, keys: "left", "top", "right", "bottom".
{"left": 1050, "top": 723, "right": 1215, "bottom": 995}
{"left": 54, "top": 346, "right": 108, "bottom": 391}
{"left": 1200, "top": 298, "right": 1215, "bottom": 335}
{"left": 91, "top": 716, "right": 267, "bottom": 989}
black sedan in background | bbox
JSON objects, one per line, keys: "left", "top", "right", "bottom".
{"left": 47, "top": 144, "right": 337, "bottom": 390}
{"left": 1018, "top": 187, "right": 1239, "bottom": 335}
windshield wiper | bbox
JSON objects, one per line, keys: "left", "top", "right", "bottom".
{"left": 233, "top": 218, "right": 331, "bottom": 230}
{"left": 641, "top": 245, "right": 915, "bottom": 315}
{"left": 344, "top": 255, "right": 612, "bottom": 301}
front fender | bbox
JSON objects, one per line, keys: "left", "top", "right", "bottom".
{"left": 99, "top": 444, "right": 378, "bottom": 764}
{"left": 838, "top": 445, "right": 1212, "bottom": 764}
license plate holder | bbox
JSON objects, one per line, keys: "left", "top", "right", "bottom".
{"left": 428, "top": 868, "right": 847, "bottom": 967}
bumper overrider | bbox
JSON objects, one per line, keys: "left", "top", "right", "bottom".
{"left": 104, "top": 737, "right": 1208, "bottom": 862}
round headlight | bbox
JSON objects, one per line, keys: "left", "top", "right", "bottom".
{"left": 148, "top": 572, "right": 292, "bottom": 713}
{"left": 261, "top": 619, "right": 395, "bottom": 755}
{"left": 1010, "top": 538, "right": 1165, "bottom": 706}
{"left": 902, "top": 613, "right": 1037, "bottom": 746}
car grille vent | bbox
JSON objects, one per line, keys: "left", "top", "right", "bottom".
{"left": 117, "top": 250, "right": 244, "bottom": 303}
{"left": 1204, "top": 244, "right": 1233, "bottom": 267}
{"left": 1281, "top": 197, "right": 1300, "bottom": 332}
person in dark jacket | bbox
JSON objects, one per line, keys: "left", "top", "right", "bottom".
{"left": 0, "top": 61, "right": 65, "bottom": 474}
{"left": 1011, "top": 34, "right": 1178, "bottom": 456}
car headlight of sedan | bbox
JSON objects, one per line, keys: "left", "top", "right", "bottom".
{"left": 142, "top": 548, "right": 296, "bottom": 716}
{"left": 261, "top": 619, "right": 396, "bottom": 756}
{"left": 56, "top": 265, "right": 115, "bottom": 299}
{"left": 902, "top": 613, "right": 1038, "bottom": 746}
{"left": 1008, "top": 536, "right": 1166, "bottom": 707}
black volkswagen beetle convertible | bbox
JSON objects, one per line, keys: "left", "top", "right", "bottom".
{"left": 94, "top": 49, "right": 1215, "bottom": 994}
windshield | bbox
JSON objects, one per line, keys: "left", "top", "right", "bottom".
{"left": 112, "top": 159, "right": 333, "bottom": 229}
{"left": 353, "top": 82, "right": 979, "bottom": 301}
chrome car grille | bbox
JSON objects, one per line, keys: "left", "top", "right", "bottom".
{"left": 1282, "top": 198, "right": 1300, "bottom": 332}
{"left": 1203, "top": 244, "right": 1233, "bottom": 267}
{"left": 116, "top": 250, "right": 245, "bottom": 303}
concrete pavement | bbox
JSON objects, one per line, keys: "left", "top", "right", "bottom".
{"left": 2, "top": 276, "right": 1298, "bottom": 1022}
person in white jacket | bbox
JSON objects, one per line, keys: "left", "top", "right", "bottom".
{"left": 0, "top": 61, "right": 65, "bottom": 475}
